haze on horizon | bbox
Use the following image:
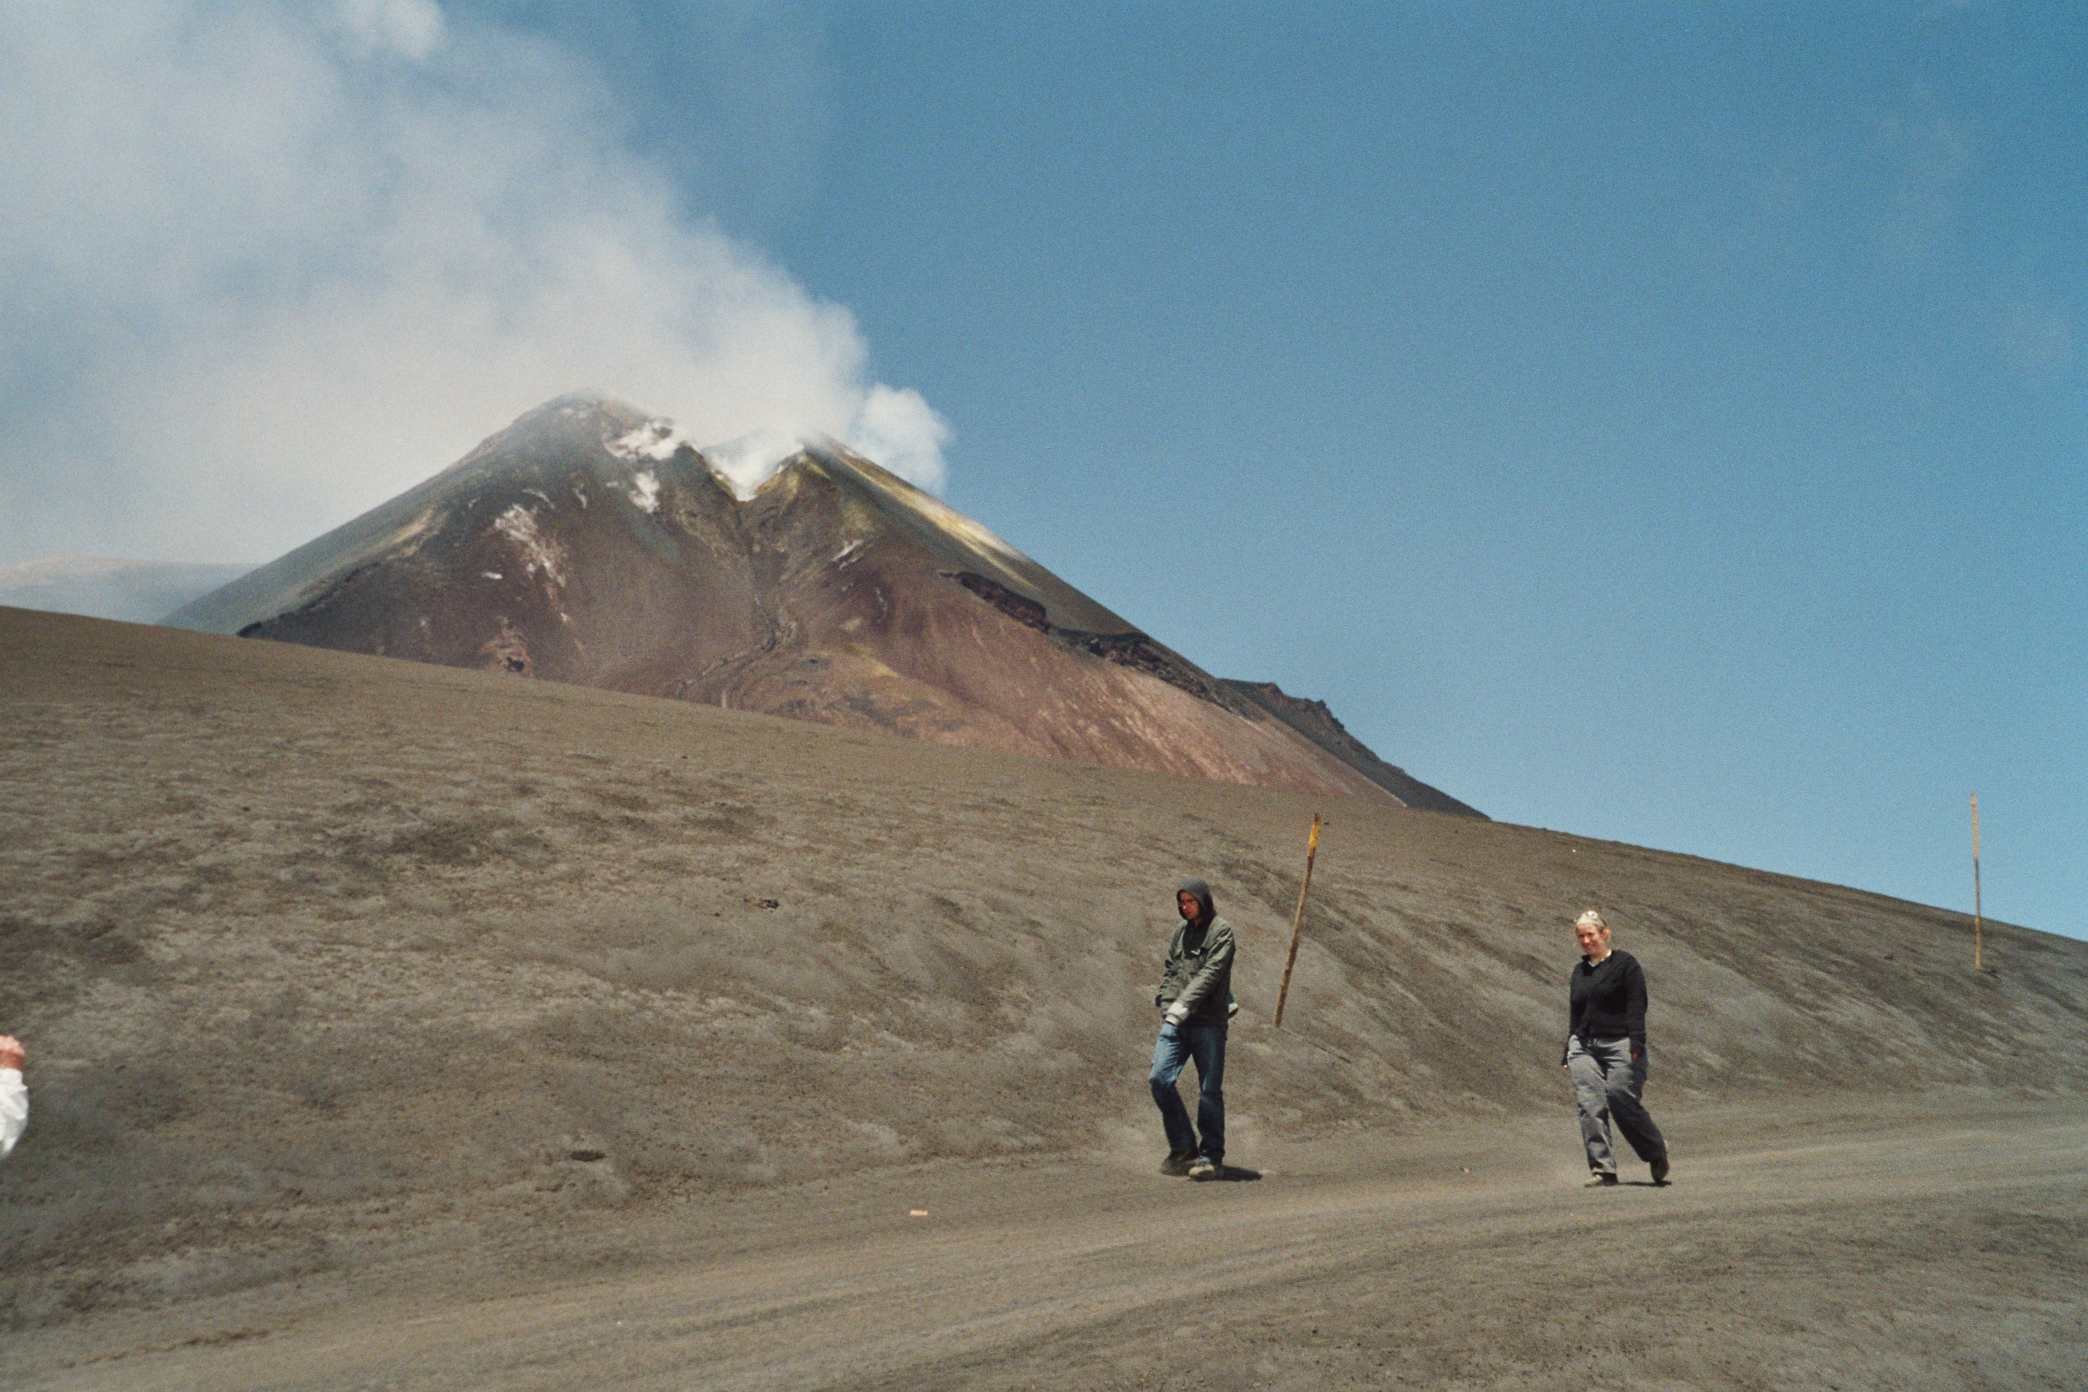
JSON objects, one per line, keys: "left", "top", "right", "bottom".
{"left": 0, "top": 2, "right": 2080, "bottom": 941}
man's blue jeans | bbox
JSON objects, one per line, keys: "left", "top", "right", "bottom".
{"left": 1149, "top": 1021, "right": 1226, "bottom": 1163}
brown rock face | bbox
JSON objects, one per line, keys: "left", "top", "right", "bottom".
{"left": 168, "top": 396, "right": 1478, "bottom": 810}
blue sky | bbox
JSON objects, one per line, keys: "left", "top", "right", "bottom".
{"left": 599, "top": 1, "right": 2086, "bottom": 940}
{"left": 4, "top": 3, "right": 2081, "bottom": 938}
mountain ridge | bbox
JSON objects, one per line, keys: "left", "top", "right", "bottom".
{"left": 168, "top": 396, "right": 1478, "bottom": 812}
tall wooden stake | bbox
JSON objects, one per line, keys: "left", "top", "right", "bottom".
{"left": 1273, "top": 812, "right": 1323, "bottom": 1030}
{"left": 1971, "top": 793, "right": 1983, "bottom": 972}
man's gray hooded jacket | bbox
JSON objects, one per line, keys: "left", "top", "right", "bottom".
{"left": 1155, "top": 878, "right": 1236, "bottom": 1027}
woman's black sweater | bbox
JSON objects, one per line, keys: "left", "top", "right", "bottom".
{"left": 1567, "top": 949, "right": 1649, "bottom": 1056}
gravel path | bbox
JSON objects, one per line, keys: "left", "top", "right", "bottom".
{"left": 9, "top": 1101, "right": 2082, "bottom": 1390}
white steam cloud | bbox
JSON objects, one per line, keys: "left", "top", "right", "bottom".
{"left": 0, "top": 1, "right": 948, "bottom": 564}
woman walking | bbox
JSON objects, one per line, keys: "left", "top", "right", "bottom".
{"left": 1563, "top": 909, "right": 1669, "bottom": 1186}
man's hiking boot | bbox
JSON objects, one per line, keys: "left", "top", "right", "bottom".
{"left": 1586, "top": 1172, "right": 1619, "bottom": 1187}
{"left": 1650, "top": 1155, "right": 1670, "bottom": 1185}
{"left": 1159, "top": 1152, "right": 1195, "bottom": 1177}
{"left": 1188, "top": 1158, "right": 1220, "bottom": 1180}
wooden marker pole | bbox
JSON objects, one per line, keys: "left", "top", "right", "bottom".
{"left": 1273, "top": 812, "right": 1323, "bottom": 1030}
{"left": 1971, "top": 793, "right": 1983, "bottom": 972}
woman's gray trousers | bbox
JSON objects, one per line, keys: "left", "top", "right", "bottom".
{"left": 1567, "top": 1034, "right": 1667, "bottom": 1176}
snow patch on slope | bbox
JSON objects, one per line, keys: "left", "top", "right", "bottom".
{"left": 607, "top": 419, "right": 689, "bottom": 465}
{"left": 604, "top": 416, "right": 685, "bottom": 509}
{"left": 625, "top": 470, "right": 661, "bottom": 514}
{"left": 493, "top": 504, "right": 567, "bottom": 586}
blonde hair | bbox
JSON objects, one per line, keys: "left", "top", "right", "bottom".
{"left": 1574, "top": 909, "right": 1610, "bottom": 937}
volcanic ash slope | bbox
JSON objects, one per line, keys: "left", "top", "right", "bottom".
{"left": 164, "top": 395, "right": 1479, "bottom": 813}
{"left": 3, "top": 606, "right": 2085, "bottom": 1325}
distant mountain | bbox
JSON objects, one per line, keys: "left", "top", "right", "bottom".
{"left": 0, "top": 556, "right": 253, "bottom": 625}
{"left": 168, "top": 396, "right": 1479, "bottom": 812}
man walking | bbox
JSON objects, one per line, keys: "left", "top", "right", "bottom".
{"left": 1150, "top": 878, "right": 1235, "bottom": 1179}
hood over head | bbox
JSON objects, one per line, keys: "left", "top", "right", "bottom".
{"left": 1177, "top": 876, "right": 1215, "bottom": 925}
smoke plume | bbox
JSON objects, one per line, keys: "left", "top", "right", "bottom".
{"left": 0, "top": 0, "right": 948, "bottom": 564}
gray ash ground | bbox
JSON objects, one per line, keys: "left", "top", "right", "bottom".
{"left": 3, "top": 607, "right": 2084, "bottom": 1390}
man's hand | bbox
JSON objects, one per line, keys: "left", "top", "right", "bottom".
{"left": 1163, "top": 1002, "right": 1189, "bottom": 1028}
{"left": 0, "top": 1036, "right": 23, "bottom": 1073}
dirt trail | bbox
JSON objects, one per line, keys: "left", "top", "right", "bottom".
{"left": 7, "top": 1100, "right": 2083, "bottom": 1390}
